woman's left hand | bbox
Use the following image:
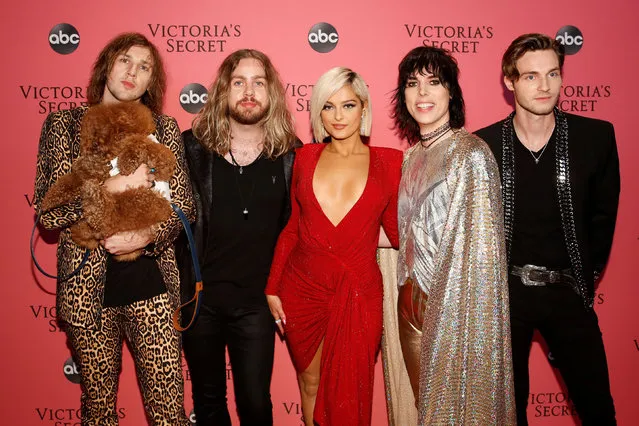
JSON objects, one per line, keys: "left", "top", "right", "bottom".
{"left": 266, "top": 294, "right": 286, "bottom": 334}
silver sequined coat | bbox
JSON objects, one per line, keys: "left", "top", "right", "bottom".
{"left": 398, "top": 129, "right": 516, "bottom": 425}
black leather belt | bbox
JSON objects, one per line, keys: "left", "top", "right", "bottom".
{"left": 510, "top": 264, "right": 575, "bottom": 287}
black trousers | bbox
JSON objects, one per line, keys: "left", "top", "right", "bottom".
{"left": 182, "top": 295, "right": 275, "bottom": 426}
{"left": 509, "top": 275, "right": 616, "bottom": 426}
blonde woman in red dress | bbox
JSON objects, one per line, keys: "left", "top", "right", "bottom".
{"left": 265, "top": 67, "right": 402, "bottom": 426}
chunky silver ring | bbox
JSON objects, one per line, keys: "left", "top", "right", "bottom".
{"left": 274, "top": 319, "right": 282, "bottom": 324}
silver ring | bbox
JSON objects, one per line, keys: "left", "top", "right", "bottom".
{"left": 274, "top": 319, "right": 282, "bottom": 324}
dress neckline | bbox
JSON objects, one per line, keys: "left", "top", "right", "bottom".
{"left": 311, "top": 143, "right": 373, "bottom": 228}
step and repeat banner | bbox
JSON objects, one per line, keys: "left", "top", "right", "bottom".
{"left": 2, "top": 0, "right": 637, "bottom": 424}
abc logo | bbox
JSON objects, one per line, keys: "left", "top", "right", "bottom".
{"left": 555, "top": 25, "right": 583, "bottom": 55}
{"left": 63, "top": 357, "right": 82, "bottom": 384}
{"left": 49, "top": 23, "right": 80, "bottom": 55}
{"left": 308, "top": 23, "right": 339, "bottom": 53}
{"left": 179, "top": 83, "right": 208, "bottom": 114}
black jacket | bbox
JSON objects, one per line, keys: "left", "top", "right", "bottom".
{"left": 175, "top": 129, "right": 302, "bottom": 303}
{"left": 475, "top": 112, "right": 620, "bottom": 307}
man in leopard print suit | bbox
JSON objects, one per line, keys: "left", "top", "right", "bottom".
{"left": 34, "top": 33, "right": 194, "bottom": 425}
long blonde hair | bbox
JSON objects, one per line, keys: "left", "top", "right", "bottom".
{"left": 192, "top": 49, "right": 296, "bottom": 158}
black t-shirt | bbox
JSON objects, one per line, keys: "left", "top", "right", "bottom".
{"left": 103, "top": 254, "right": 166, "bottom": 307}
{"left": 509, "top": 130, "right": 571, "bottom": 269}
{"left": 202, "top": 155, "right": 286, "bottom": 307}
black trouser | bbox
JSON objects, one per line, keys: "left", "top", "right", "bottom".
{"left": 508, "top": 275, "right": 616, "bottom": 426}
{"left": 182, "top": 295, "right": 275, "bottom": 426}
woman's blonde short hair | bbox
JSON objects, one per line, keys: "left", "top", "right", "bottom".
{"left": 310, "top": 67, "right": 372, "bottom": 143}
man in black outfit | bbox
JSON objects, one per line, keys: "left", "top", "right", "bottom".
{"left": 475, "top": 33, "right": 619, "bottom": 426}
{"left": 175, "top": 49, "right": 301, "bottom": 426}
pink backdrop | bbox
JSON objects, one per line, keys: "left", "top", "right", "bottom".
{"left": 2, "top": 0, "right": 637, "bottom": 424}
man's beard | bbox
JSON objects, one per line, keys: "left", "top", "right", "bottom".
{"left": 229, "top": 98, "right": 268, "bottom": 125}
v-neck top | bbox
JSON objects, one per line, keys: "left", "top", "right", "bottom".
{"left": 311, "top": 144, "right": 371, "bottom": 228}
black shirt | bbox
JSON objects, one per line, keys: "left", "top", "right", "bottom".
{"left": 509, "top": 130, "right": 571, "bottom": 269}
{"left": 202, "top": 155, "right": 286, "bottom": 307}
{"left": 103, "top": 254, "right": 166, "bottom": 307}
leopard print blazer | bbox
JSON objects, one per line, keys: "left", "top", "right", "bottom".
{"left": 34, "top": 106, "right": 195, "bottom": 329}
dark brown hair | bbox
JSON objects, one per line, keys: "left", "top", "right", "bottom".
{"left": 502, "top": 33, "right": 565, "bottom": 81}
{"left": 391, "top": 46, "right": 465, "bottom": 145}
{"left": 86, "top": 33, "right": 166, "bottom": 114}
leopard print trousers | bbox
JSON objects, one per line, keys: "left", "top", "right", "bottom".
{"left": 66, "top": 293, "right": 190, "bottom": 425}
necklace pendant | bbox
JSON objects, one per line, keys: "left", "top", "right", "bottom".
{"left": 239, "top": 166, "right": 243, "bottom": 175}
{"left": 535, "top": 158, "right": 540, "bottom": 164}
{"left": 243, "top": 208, "right": 248, "bottom": 220}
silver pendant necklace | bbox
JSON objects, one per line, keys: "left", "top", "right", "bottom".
{"left": 519, "top": 124, "right": 554, "bottom": 164}
{"left": 228, "top": 150, "right": 256, "bottom": 220}
{"left": 527, "top": 142, "right": 549, "bottom": 164}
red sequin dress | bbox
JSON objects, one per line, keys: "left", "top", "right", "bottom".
{"left": 266, "top": 143, "right": 401, "bottom": 425}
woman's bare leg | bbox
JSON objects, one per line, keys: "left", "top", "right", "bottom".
{"left": 297, "top": 340, "right": 324, "bottom": 426}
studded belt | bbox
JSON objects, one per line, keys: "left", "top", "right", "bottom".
{"left": 510, "top": 264, "right": 575, "bottom": 287}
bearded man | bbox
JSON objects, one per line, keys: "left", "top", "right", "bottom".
{"left": 176, "top": 49, "right": 301, "bottom": 426}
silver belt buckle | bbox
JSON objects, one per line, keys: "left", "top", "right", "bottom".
{"left": 521, "top": 264, "right": 547, "bottom": 287}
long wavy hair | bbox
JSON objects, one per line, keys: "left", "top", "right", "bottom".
{"left": 391, "top": 46, "right": 465, "bottom": 146}
{"left": 192, "top": 49, "right": 296, "bottom": 159}
{"left": 86, "top": 32, "right": 166, "bottom": 114}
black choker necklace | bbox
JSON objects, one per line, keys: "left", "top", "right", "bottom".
{"left": 420, "top": 121, "right": 451, "bottom": 144}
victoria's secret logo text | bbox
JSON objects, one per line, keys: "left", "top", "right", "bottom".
{"left": 285, "top": 83, "right": 314, "bottom": 112}
{"left": 530, "top": 392, "right": 577, "bottom": 418}
{"left": 30, "top": 305, "right": 63, "bottom": 332}
{"left": 35, "top": 407, "right": 125, "bottom": 423}
{"left": 404, "top": 24, "right": 493, "bottom": 53}
{"left": 282, "top": 401, "right": 304, "bottom": 425}
{"left": 559, "top": 84, "right": 611, "bottom": 112}
{"left": 20, "top": 85, "right": 87, "bottom": 114}
{"left": 148, "top": 24, "right": 241, "bottom": 53}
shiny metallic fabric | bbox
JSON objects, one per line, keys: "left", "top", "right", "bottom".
{"left": 398, "top": 129, "right": 516, "bottom": 425}
{"left": 398, "top": 277, "right": 428, "bottom": 400}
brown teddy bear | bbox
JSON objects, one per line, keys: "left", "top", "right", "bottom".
{"left": 40, "top": 102, "right": 176, "bottom": 261}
